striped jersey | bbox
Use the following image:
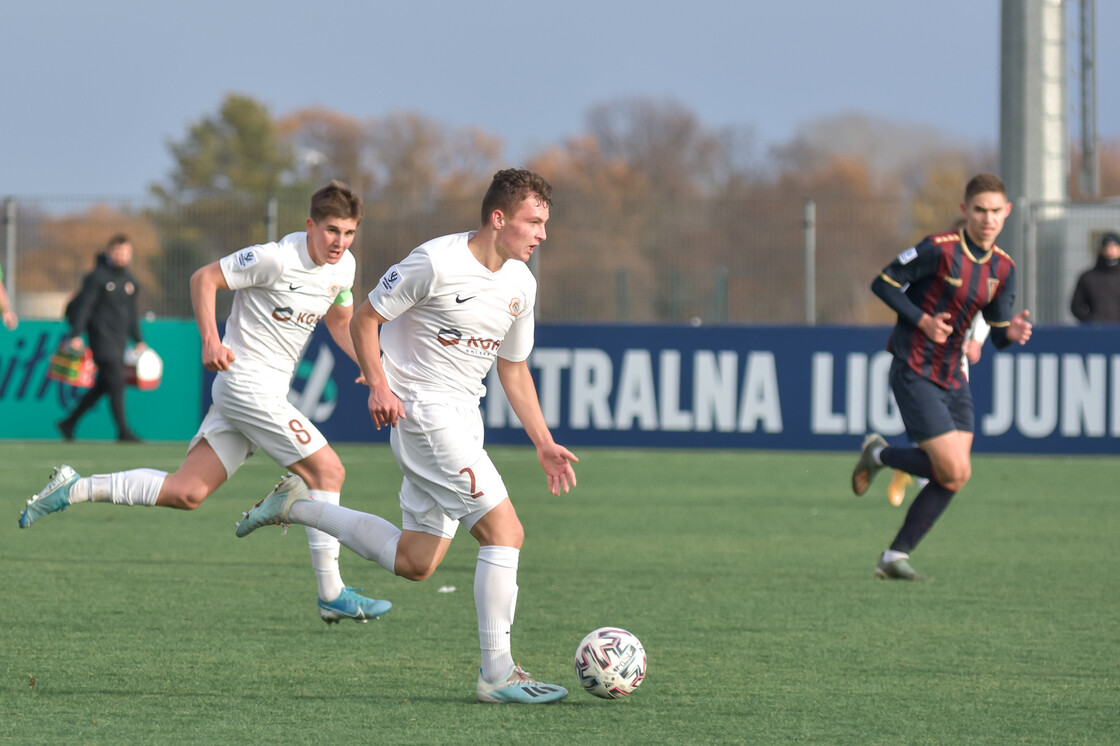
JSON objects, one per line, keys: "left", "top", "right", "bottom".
{"left": 875, "top": 230, "right": 1017, "bottom": 389}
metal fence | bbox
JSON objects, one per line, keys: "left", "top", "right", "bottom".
{"left": 5, "top": 193, "right": 1119, "bottom": 326}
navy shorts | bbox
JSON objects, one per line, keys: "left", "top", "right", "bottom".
{"left": 889, "top": 357, "right": 974, "bottom": 443}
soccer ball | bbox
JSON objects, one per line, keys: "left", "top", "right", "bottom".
{"left": 574, "top": 627, "right": 646, "bottom": 699}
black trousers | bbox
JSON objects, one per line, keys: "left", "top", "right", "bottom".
{"left": 64, "top": 350, "right": 133, "bottom": 438}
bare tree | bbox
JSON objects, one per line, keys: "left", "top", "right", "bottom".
{"left": 279, "top": 107, "right": 374, "bottom": 195}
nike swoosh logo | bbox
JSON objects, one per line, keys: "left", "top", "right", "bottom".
{"left": 289, "top": 283, "right": 302, "bottom": 291}
{"left": 455, "top": 295, "right": 475, "bottom": 303}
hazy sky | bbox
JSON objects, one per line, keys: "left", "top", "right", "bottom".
{"left": 3, "top": 0, "right": 1116, "bottom": 197}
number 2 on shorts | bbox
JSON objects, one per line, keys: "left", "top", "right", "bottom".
{"left": 459, "top": 467, "right": 484, "bottom": 499}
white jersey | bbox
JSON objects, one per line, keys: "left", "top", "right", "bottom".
{"left": 219, "top": 231, "right": 355, "bottom": 388}
{"left": 370, "top": 231, "right": 535, "bottom": 404}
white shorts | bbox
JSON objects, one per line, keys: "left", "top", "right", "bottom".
{"left": 190, "top": 371, "right": 328, "bottom": 478}
{"left": 390, "top": 399, "right": 508, "bottom": 539}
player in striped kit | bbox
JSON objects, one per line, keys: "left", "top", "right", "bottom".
{"left": 850, "top": 174, "right": 1033, "bottom": 580}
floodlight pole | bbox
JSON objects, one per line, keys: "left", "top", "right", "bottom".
{"left": 3, "top": 198, "right": 15, "bottom": 306}
{"left": 804, "top": 199, "right": 816, "bottom": 325}
{"left": 1079, "top": 0, "right": 1099, "bottom": 197}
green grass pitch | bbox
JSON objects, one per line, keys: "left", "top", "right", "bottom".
{"left": 2, "top": 442, "right": 1118, "bottom": 744}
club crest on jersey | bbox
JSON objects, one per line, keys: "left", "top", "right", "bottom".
{"left": 987, "top": 277, "right": 1000, "bottom": 302}
{"left": 509, "top": 298, "right": 523, "bottom": 316}
{"left": 328, "top": 284, "right": 341, "bottom": 297}
{"left": 235, "top": 248, "right": 258, "bottom": 270}
{"left": 381, "top": 268, "right": 402, "bottom": 292}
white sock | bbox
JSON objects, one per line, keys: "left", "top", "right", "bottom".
{"left": 69, "top": 470, "right": 166, "bottom": 506}
{"left": 290, "top": 501, "right": 401, "bottom": 575}
{"left": 476, "top": 545, "right": 519, "bottom": 683}
{"left": 882, "top": 549, "right": 909, "bottom": 563}
{"left": 305, "top": 490, "right": 345, "bottom": 602}
{"left": 871, "top": 446, "right": 885, "bottom": 465}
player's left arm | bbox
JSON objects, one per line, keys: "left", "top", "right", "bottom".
{"left": 323, "top": 300, "right": 360, "bottom": 373}
{"left": 496, "top": 356, "right": 577, "bottom": 496}
{"left": 984, "top": 268, "right": 1032, "bottom": 349}
{"left": 0, "top": 276, "right": 17, "bottom": 330}
{"left": 964, "top": 315, "right": 990, "bottom": 364}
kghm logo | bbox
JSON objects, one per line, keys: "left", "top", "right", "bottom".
{"left": 466, "top": 337, "right": 502, "bottom": 351}
{"left": 459, "top": 335, "right": 502, "bottom": 359}
{"left": 437, "top": 328, "right": 463, "bottom": 347}
{"left": 273, "top": 307, "right": 323, "bottom": 327}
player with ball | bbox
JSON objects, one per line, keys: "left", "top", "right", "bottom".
{"left": 237, "top": 169, "right": 579, "bottom": 704}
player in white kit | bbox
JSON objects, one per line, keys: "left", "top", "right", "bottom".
{"left": 21, "top": 181, "right": 391, "bottom": 624}
{"left": 236, "top": 169, "right": 578, "bottom": 703}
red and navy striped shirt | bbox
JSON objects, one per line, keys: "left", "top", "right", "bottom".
{"left": 872, "top": 230, "right": 1017, "bottom": 390}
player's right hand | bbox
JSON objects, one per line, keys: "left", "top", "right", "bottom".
{"left": 919, "top": 312, "right": 953, "bottom": 344}
{"left": 366, "top": 384, "right": 405, "bottom": 430}
{"left": 202, "top": 341, "right": 236, "bottom": 372}
{"left": 537, "top": 442, "right": 578, "bottom": 496}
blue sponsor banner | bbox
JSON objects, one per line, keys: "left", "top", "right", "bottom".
{"left": 207, "top": 324, "right": 1120, "bottom": 455}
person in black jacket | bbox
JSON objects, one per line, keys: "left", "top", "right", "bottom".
{"left": 1070, "top": 232, "right": 1120, "bottom": 324}
{"left": 57, "top": 234, "right": 147, "bottom": 442}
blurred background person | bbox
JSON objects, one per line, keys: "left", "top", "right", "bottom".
{"left": 1070, "top": 232, "right": 1120, "bottom": 324}
{"left": 57, "top": 234, "right": 147, "bottom": 442}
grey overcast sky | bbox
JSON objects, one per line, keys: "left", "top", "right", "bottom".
{"left": 2, "top": 0, "right": 1116, "bottom": 197}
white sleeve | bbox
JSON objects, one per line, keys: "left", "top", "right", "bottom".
{"left": 498, "top": 307, "right": 535, "bottom": 362}
{"left": 219, "top": 244, "right": 284, "bottom": 290}
{"left": 967, "top": 314, "right": 991, "bottom": 345}
{"left": 369, "top": 248, "right": 434, "bottom": 322}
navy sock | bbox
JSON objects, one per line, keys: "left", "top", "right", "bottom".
{"left": 889, "top": 481, "right": 955, "bottom": 554}
{"left": 879, "top": 446, "right": 933, "bottom": 480}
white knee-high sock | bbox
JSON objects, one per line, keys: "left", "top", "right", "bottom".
{"left": 289, "top": 501, "right": 401, "bottom": 575}
{"left": 305, "top": 490, "right": 345, "bottom": 602}
{"left": 69, "top": 469, "right": 166, "bottom": 506}
{"left": 476, "top": 545, "right": 519, "bottom": 682}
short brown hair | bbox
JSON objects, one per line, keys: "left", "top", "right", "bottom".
{"left": 106, "top": 233, "right": 130, "bottom": 250}
{"left": 964, "top": 173, "right": 1006, "bottom": 203}
{"left": 480, "top": 169, "right": 552, "bottom": 225}
{"left": 310, "top": 180, "right": 362, "bottom": 224}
